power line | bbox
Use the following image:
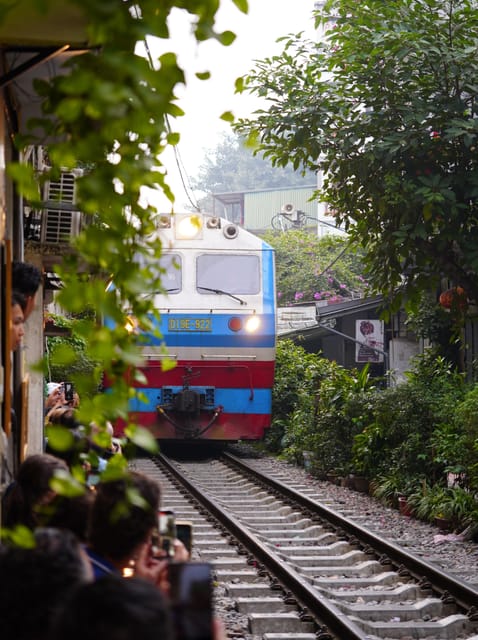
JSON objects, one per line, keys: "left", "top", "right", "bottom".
{"left": 140, "top": 26, "right": 201, "bottom": 212}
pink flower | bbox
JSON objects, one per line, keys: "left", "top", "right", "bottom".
{"left": 294, "top": 292, "right": 304, "bottom": 301}
{"left": 339, "top": 283, "right": 347, "bottom": 289}
{"left": 313, "top": 292, "right": 322, "bottom": 300}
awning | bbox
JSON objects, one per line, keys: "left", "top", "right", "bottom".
{"left": 0, "top": 1, "right": 93, "bottom": 136}
{"left": 0, "top": 1, "right": 89, "bottom": 48}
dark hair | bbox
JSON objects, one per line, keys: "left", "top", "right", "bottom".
{"left": 88, "top": 471, "right": 160, "bottom": 561}
{"left": 42, "top": 489, "right": 95, "bottom": 543}
{"left": 47, "top": 406, "right": 82, "bottom": 429}
{"left": 45, "top": 407, "right": 90, "bottom": 465}
{"left": 50, "top": 575, "right": 173, "bottom": 640}
{"left": 11, "top": 289, "right": 26, "bottom": 311}
{"left": 0, "top": 527, "right": 91, "bottom": 640}
{"left": 1, "top": 454, "right": 68, "bottom": 530}
{"left": 12, "top": 261, "right": 42, "bottom": 296}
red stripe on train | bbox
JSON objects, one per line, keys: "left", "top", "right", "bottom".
{"left": 131, "top": 360, "right": 275, "bottom": 388}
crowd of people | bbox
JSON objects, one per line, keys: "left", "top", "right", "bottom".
{"left": 0, "top": 449, "right": 225, "bottom": 640}
{"left": 2, "top": 261, "right": 225, "bottom": 639}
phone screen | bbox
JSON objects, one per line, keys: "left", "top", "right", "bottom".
{"left": 159, "top": 510, "right": 176, "bottom": 557}
{"left": 176, "top": 521, "right": 193, "bottom": 555}
{"left": 168, "top": 562, "right": 213, "bottom": 640}
{"left": 64, "top": 381, "right": 74, "bottom": 402}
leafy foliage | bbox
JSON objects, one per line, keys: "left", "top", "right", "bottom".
{"left": 272, "top": 340, "right": 377, "bottom": 475}
{"left": 235, "top": 0, "right": 478, "bottom": 308}
{"left": 262, "top": 229, "right": 368, "bottom": 305}
{"left": 45, "top": 314, "right": 100, "bottom": 394}
{"left": 3, "top": 0, "right": 247, "bottom": 447}
{"left": 272, "top": 338, "right": 478, "bottom": 529}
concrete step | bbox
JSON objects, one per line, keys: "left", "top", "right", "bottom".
{"left": 353, "top": 613, "right": 471, "bottom": 639}
{"left": 249, "top": 612, "right": 315, "bottom": 635}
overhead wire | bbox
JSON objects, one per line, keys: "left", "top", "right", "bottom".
{"left": 141, "top": 28, "right": 201, "bottom": 212}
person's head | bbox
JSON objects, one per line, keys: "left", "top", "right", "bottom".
{"left": 50, "top": 575, "right": 173, "bottom": 640}
{"left": 0, "top": 527, "right": 93, "bottom": 640}
{"left": 12, "top": 261, "right": 42, "bottom": 320}
{"left": 88, "top": 471, "right": 161, "bottom": 567}
{"left": 10, "top": 290, "right": 26, "bottom": 351}
{"left": 2, "top": 453, "right": 68, "bottom": 530}
{"left": 43, "top": 488, "right": 95, "bottom": 543}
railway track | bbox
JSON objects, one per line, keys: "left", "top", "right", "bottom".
{"left": 132, "top": 453, "right": 478, "bottom": 640}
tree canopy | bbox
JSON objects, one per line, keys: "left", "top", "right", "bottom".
{"left": 190, "top": 132, "right": 315, "bottom": 210}
{"left": 262, "top": 230, "right": 367, "bottom": 306}
{"left": 234, "top": 0, "right": 478, "bottom": 310}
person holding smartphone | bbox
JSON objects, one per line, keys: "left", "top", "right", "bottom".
{"left": 86, "top": 471, "right": 188, "bottom": 587}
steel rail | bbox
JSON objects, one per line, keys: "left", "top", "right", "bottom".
{"left": 155, "top": 453, "right": 369, "bottom": 640}
{"left": 223, "top": 452, "right": 478, "bottom": 616}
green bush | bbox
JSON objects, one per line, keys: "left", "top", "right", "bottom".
{"left": 271, "top": 340, "right": 376, "bottom": 475}
{"left": 452, "top": 385, "right": 478, "bottom": 491}
{"left": 45, "top": 314, "right": 101, "bottom": 397}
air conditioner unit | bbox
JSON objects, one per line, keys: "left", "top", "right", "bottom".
{"left": 281, "top": 202, "right": 298, "bottom": 220}
{"left": 40, "top": 170, "right": 82, "bottom": 243}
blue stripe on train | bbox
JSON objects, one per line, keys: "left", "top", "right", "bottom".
{"left": 129, "top": 387, "right": 272, "bottom": 414}
{"left": 261, "top": 245, "right": 275, "bottom": 315}
{"left": 143, "top": 313, "right": 276, "bottom": 347}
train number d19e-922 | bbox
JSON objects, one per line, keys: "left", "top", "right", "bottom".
{"left": 114, "top": 213, "right": 276, "bottom": 442}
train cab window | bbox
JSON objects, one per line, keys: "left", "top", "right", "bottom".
{"left": 160, "top": 253, "right": 182, "bottom": 293}
{"left": 196, "top": 254, "right": 260, "bottom": 295}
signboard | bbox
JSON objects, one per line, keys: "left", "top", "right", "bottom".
{"left": 355, "top": 319, "right": 384, "bottom": 363}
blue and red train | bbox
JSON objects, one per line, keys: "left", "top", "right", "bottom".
{"left": 118, "top": 212, "right": 276, "bottom": 442}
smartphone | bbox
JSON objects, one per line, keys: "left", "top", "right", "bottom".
{"left": 64, "top": 381, "right": 74, "bottom": 403}
{"left": 176, "top": 520, "right": 193, "bottom": 556}
{"left": 159, "top": 509, "right": 176, "bottom": 557}
{"left": 168, "top": 562, "right": 213, "bottom": 640}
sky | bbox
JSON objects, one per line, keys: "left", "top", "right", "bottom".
{"left": 144, "top": 0, "right": 318, "bottom": 211}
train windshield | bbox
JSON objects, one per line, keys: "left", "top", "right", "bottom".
{"left": 196, "top": 254, "right": 260, "bottom": 294}
{"left": 160, "top": 253, "right": 182, "bottom": 293}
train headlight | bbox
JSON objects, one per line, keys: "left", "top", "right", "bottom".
{"left": 125, "top": 315, "right": 138, "bottom": 334}
{"left": 175, "top": 214, "right": 203, "bottom": 240}
{"left": 245, "top": 315, "right": 260, "bottom": 333}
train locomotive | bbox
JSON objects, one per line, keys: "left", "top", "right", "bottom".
{"left": 118, "top": 212, "right": 276, "bottom": 442}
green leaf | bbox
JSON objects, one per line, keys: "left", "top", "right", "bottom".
{"left": 124, "top": 425, "right": 159, "bottom": 453}
{"left": 220, "top": 111, "right": 235, "bottom": 123}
